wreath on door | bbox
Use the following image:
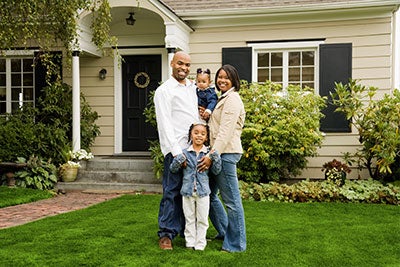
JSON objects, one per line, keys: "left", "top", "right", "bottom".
{"left": 134, "top": 72, "right": 150, "bottom": 88}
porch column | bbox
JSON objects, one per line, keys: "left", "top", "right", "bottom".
{"left": 72, "top": 50, "right": 81, "bottom": 152}
{"left": 167, "top": 47, "right": 176, "bottom": 77}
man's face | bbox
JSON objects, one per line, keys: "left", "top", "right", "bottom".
{"left": 171, "top": 53, "right": 191, "bottom": 82}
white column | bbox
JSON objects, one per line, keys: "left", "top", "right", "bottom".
{"left": 167, "top": 47, "right": 176, "bottom": 78}
{"left": 72, "top": 50, "right": 81, "bottom": 152}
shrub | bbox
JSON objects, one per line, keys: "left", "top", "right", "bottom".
{"left": 238, "top": 81, "right": 326, "bottom": 182}
{"left": 0, "top": 82, "right": 100, "bottom": 165}
{"left": 240, "top": 179, "right": 400, "bottom": 205}
{"left": 14, "top": 156, "right": 58, "bottom": 190}
{"left": 331, "top": 79, "right": 400, "bottom": 183}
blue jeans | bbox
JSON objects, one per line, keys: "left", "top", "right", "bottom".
{"left": 209, "top": 153, "right": 247, "bottom": 252}
{"left": 157, "top": 153, "right": 185, "bottom": 240}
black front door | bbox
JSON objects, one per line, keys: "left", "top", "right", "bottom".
{"left": 122, "top": 55, "right": 160, "bottom": 151}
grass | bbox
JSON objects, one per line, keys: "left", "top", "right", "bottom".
{"left": 0, "top": 186, "right": 53, "bottom": 208}
{"left": 0, "top": 193, "right": 399, "bottom": 266}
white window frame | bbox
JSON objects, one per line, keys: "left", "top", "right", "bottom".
{"left": 0, "top": 50, "right": 35, "bottom": 114}
{"left": 248, "top": 41, "right": 324, "bottom": 94}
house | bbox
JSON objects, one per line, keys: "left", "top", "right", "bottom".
{"left": 1, "top": 0, "right": 400, "bottom": 179}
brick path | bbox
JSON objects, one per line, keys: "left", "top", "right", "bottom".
{"left": 0, "top": 190, "right": 122, "bottom": 229}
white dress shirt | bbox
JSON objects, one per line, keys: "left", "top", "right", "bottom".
{"left": 154, "top": 77, "right": 199, "bottom": 156}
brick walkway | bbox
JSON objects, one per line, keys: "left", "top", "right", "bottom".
{"left": 0, "top": 190, "right": 122, "bottom": 229}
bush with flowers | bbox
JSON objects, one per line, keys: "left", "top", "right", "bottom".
{"left": 59, "top": 149, "right": 94, "bottom": 177}
{"left": 322, "top": 159, "right": 351, "bottom": 186}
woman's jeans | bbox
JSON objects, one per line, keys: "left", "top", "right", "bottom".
{"left": 209, "top": 153, "right": 247, "bottom": 252}
{"left": 157, "top": 153, "right": 185, "bottom": 240}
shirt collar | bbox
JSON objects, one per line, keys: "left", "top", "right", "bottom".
{"left": 171, "top": 77, "right": 193, "bottom": 87}
{"left": 220, "top": 87, "right": 235, "bottom": 98}
{"left": 187, "top": 144, "right": 208, "bottom": 153}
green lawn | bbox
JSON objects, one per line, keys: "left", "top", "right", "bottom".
{"left": 0, "top": 194, "right": 399, "bottom": 267}
{"left": 0, "top": 186, "right": 53, "bottom": 208}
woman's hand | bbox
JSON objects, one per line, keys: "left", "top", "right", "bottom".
{"left": 197, "top": 154, "right": 212, "bottom": 172}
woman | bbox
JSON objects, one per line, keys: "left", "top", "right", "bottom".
{"left": 198, "top": 64, "right": 246, "bottom": 252}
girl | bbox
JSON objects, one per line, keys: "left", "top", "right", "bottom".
{"left": 198, "top": 64, "right": 247, "bottom": 252}
{"left": 169, "top": 123, "right": 221, "bottom": 250}
{"left": 196, "top": 68, "right": 218, "bottom": 121}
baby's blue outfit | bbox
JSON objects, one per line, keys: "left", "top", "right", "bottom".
{"left": 170, "top": 145, "right": 221, "bottom": 197}
{"left": 197, "top": 87, "right": 218, "bottom": 113}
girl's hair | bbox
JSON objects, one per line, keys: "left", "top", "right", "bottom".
{"left": 187, "top": 123, "right": 210, "bottom": 146}
{"left": 215, "top": 64, "right": 241, "bottom": 92}
{"left": 197, "top": 68, "right": 211, "bottom": 75}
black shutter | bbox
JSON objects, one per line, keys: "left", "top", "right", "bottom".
{"left": 222, "top": 47, "right": 252, "bottom": 83}
{"left": 319, "top": 43, "right": 352, "bottom": 132}
{"left": 34, "top": 51, "right": 62, "bottom": 103}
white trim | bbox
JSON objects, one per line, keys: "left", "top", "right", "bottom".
{"left": 113, "top": 48, "right": 168, "bottom": 154}
{"left": 249, "top": 40, "right": 324, "bottom": 93}
{"left": 393, "top": 6, "right": 400, "bottom": 91}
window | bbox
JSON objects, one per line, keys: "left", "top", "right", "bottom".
{"left": 0, "top": 56, "right": 35, "bottom": 114}
{"left": 250, "top": 41, "right": 323, "bottom": 91}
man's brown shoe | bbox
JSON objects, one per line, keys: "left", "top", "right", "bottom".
{"left": 159, "top": 237, "right": 173, "bottom": 250}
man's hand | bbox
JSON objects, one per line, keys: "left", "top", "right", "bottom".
{"left": 197, "top": 154, "right": 212, "bottom": 172}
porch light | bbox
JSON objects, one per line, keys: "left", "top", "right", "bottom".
{"left": 99, "top": 69, "right": 107, "bottom": 80}
{"left": 126, "top": 12, "right": 136, "bottom": 26}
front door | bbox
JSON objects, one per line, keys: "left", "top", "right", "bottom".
{"left": 122, "top": 55, "right": 160, "bottom": 151}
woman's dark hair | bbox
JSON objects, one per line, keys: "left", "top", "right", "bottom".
{"left": 215, "top": 64, "right": 241, "bottom": 92}
{"left": 187, "top": 123, "right": 210, "bottom": 147}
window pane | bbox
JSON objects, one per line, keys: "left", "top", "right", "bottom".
{"left": 258, "top": 69, "right": 269, "bottom": 82}
{"left": 271, "top": 68, "right": 282, "bottom": 82}
{"left": 303, "top": 82, "right": 314, "bottom": 89}
{"left": 11, "top": 102, "right": 20, "bottom": 112}
{"left": 289, "top": 52, "right": 300, "bottom": 66}
{"left": 23, "top": 73, "right": 33, "bottom": 86}
{"left": 302, "top": 67, "right": 314, "bottom": 81}
{"left": 0, "top": 87, "right": 5, "bottom": 100}
{"left": 271, "top": 53, "right": 282, "bottom": 66}
{"left": 11, "top": 88, "right": 21, "bottom": 100}
{"left": 289, "top": 67, "right": 300, "bottom": 81}
{"left": 11, "top": 59, "right": 21, "bottom": 72}
{"left": 302, "top": 51, "right": 315, "bottom": 65}
{"left": 0, "top": 74, "right": 5, "bottom": 86}
{"left": 0, "top": 59, "right": 5, "bottom": 72}
{"left": 24, "top": 88, "right": 33, "bottom": 100}
{"left": 23, "top": 59, "right": 33, "bottom": 72}
{"left": 258, "top": 53, "right": 269, "bottom": 67}
{"left": 11, "top": 73, "right": 21, "bottom": 86}
{"left": 0, "top": 102, "right": 5, "bottom": 113}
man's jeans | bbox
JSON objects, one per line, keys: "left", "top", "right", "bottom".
{"left": 157, "top": 153, "right": 185, "bottom": 240}
{"left": 209, "top": 153, "right": 247, "bottom": 252}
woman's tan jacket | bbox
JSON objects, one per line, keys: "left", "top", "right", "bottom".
{"left": 209, "top": 89, "right": 246, "bottom": 154}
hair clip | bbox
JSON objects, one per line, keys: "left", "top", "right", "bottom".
{"left": 197, "top": 68, "right": 203, "bottom": 74}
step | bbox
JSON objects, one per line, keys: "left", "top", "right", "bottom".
{"left": 56, "top": 182, "right": 162, "bottom": 193}
{"left": 56, "top": 156, "right": 162, "bottom": 193}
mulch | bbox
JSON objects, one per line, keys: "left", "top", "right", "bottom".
{"left": 0, "top": 190, "right": 124, "bottom": 229}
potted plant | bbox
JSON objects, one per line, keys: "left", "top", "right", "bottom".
{"left": 59, "top": 149, "right": 94, "bottom": 182}
{"left": 321, "top": 159, "right": 351, "bottom": 186}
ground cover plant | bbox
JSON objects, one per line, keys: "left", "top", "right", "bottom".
{"left": 0, "top": 194, "right": 399, "bottom": 266}
{"left": 0, "top": 187, "right": 53, "bottom": 208}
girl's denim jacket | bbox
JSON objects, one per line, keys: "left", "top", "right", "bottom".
{"left": 170, "top": 145, "right": 221, "bottom": 198}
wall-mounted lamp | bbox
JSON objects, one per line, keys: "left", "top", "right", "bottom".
{"left": 99, "top": 69, "right": 107, "bottom": 80}
{"left": 126, "top": 12, "right": 136, "bottom": 26}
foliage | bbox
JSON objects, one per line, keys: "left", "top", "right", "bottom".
{"left": 240, "top": 179, "right": 400, "bottom": 205}
{"left": 0, "top": 0, "right": 116, "bottom": 56}
{"left": 12, "top": 156, "right": 58, "bottom": 190}
{"left": 322, "top": 159, "right": 351, "bottom": 186}
{"left": 144, "top": 90, "right": 164, "bottom": 179}
{"left": 0, "top": 83, "right": 100, "bottom": 165}
{"left": 0, "top": 187, "right": 54, "bottom": 208}
{"left": 331, "top": 79, "right": 400, "bottom": 182}
{"left": 238, "top": 81, "right": 326, "bottom": 182}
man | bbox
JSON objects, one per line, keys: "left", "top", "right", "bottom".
{"left": 154, "top": 51, "right": 199, "bottom": 250}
